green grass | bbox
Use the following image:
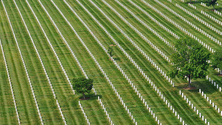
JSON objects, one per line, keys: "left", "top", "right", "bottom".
{"left": 0, "top": 0, "right": 222, "bottom": 124}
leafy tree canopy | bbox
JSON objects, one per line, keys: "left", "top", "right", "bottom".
{"left": 72, "top": 78, "right": 93, "bottom": 99}
{"left": 211, "top": 50, "right": 222, "bottom": 74}
{"left": 207, "top": 0, "right": 218, "bottom": 10}
{"left": 168, "top": 37, "right": 211, "bottom": 87}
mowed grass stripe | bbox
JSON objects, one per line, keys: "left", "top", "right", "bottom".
{"left": 128, "top": 0, "right": 186, "bottom": 40}
{"left": 0, "top": 4, "right": 18, "bottom": 125}
{"left": 134, "top": 0, "right": 219, "bottom": 51}
{"left": 0, "top": 43, "right": 18, "bottom": 125}
{"left": 105, "top": 0, "right": 174, "bottom": 57}
{"left": 46, "top": 0, "right": 156, "bottom": 124}
{"left": 2, "top": 1, "right": 40, "bottom": 124}
{"left": 13, "top": 1, "right": 66, "bottom": 124}
{"left": 28, "top": 0, "right": 87, "bottom": 124}
{"left": 67, "top": 0, "right": 181, "bottom": 124}
{"left": 88, "top": 0, "right": 183, "bottom": 86}
{"left": 182, "top": 89, "right": 222, "bottom": 124}
{"left": 40, "top": 1, "right": 113, "bottom": 124}
{"left": 176, "top": 1, "right": 222, "bottom": 29}
{"left": 148, "top": 0, "right": 221, "bottom": 50}
{"left": 80, "top": 0, "right": 205, "bottom": 124}
{"left": 47, "top": 0, "right": 134, "bottom": 124}
{"left": 80, "top": 98, "right": 110, "bottom": 125}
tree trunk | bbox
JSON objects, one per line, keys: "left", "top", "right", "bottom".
{"left": 188, "top": 75, "right": 191, "bottom": 87}
{"left": 82, "top": 92, "right": 85, "bottom": 99}
{"left": 213, "top": 5, "right": 215, "bottom": 10}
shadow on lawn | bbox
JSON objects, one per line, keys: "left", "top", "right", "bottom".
{"left": 79, "top": 93, "right": 103, "bottom": 101}
{"left": 176, "top": 79, "right": 218, "bottom": 94}
{"left": 191, "top": 80, "right": 218, "bottom": 94}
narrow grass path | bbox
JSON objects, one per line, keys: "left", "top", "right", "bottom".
{"left": 1, "top": 1, "right": 40, "bottom": 124}
{"left": 0, "top": 44, "right": 18, "bottom": 125}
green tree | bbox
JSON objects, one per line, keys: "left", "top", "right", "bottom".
{"left": 108, "top": 46, "right": 114, "bottom": 58}
{"left": 207, "top": 0, "right": 218, "bottom": 10}
{"left": 72, "top": 78, "right": 93, "bottom": 99}
{"left": 168, "top": 38, "right": 211, "bottom": 87}
{"left": 211, "top": 50, "right": 222, "bottom": 74}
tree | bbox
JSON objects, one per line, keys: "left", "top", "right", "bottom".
{"left": 72, "top": 78, "right": 93, "bottom": 99}
{"left": 108, "top": 46, "right": 114, "bottom": 58}
{"left": 168, "top": 38, "right": 211, "bottom": 87}
{"left": 207, "top": 0, "right": 218, "bottom": 10}
{"left": 211, "top": 50, "right": 222, "bottom": 74}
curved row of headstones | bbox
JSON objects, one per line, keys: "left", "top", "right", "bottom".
{"left": 154, "top": 0, "right": 220, "bottom": 48}
{"left": 77, "top": 0, "right": 188, "bottom": 124}
{"left": 164, "top": 0, "right": 222, "bottom": 96}
{"left": 23, "top": 1, "right": 68, "bottom": 124}
{"left": 63, "top": 0, "right": 137, "bottom": 124}
{"left": 37, "top": 0, "right": 75, "bottom": 94}
{"left": 201, "top": 11, "right": 222, "bottom": 26}
{"left": 113, "top": 0, "right": 174, "bottom": 56}
{"left": 48, "top": 0, "right": 98, "bottom": 95}
{"left": 128, "top": 0, "right": 180, "bottom": 40}
{"left": 100, "top": 0, "right": 170, "bottom": 62}
{"left": 112, "top": 1, "right": 220, "bottom": 124}
{"left": 51, "top": 0, "right": 116, "bottom": 122}
{"left": 113, "top": 0, "right": 174, "bottom": 59}
{"left": 179, "top": 90, "right": 210, "bottom": 125}
{"left": 2, "top": 1, "right": 44, "bottom": 124}
{"left": 176, "top": 3, "right": 222, "bottom": 36}
{"left": 199, "top": 89, "right": 222, "bottom": 116}
{"left": 90, "top": 0, "right": 175, "bottom": 86}
{"left": 75, "top": 0, "right": 164, "bottom": 124}
{"left": 97, "top": 96, "right": 114, "bottom": 125}
{"left": 0, "top": 39, "right": 20, "bottom": 125}
{"left": 141, "top": 0, "right": 215, "bottom": 53}
{"left": 79, "top": 101, "right": 90, "bottom": 125}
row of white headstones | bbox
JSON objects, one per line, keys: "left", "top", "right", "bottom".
{"left": 187, "top": 2, "right": 222, "bottom": 26}
{"left": 2, "top": 0, "right": 44, "bottom": 124}
{"left": 97, "top": 96, "right": 114, "bottom": 125}
{"left": 137, "top": 0, "right": 222, "bottom": 122}
{"left": 42, "top": 0, "right": 119, "bottom": 124}
{"left": 79, "top": 101, "right": 90, "bottom": 125}
{"left": 62, "top": 0, "right": 140, "bottom": 124}
{"left": 206, "top": 75, "right": 222, "bottom": 92}
{"left": 0, "top": 39, "right": 21, "bottom": 125}
{"left": 176, "top": 3, "right": 222, "bottom": 36}
{"left": 167, "top": 0, "right": 222, "bottom": 93}
{"left": 201, "top": 11, "right": 222, "bottom": 26}
{"left": 188, "top": 3, "right": 197, "bottom": 9}
{"left": 179, "top": 90, "right": 210, "bottom": 125}
{"left": 82, "top": 0, "right": 188, "bottom": 124}
{"left": 73, "top": 0, "right": 164, "bottom": 124}
{"left": 159, "top": 0, "right": 222, "bottom": 96}
{"left": 199, "top": 89, "right": 222, "bottom": 116}
{"left": 156, "top": 0, "right": 221, "bottom": 48}
{"left": 143, "top": 0, "right": 215, "bottom": 52}
{"left": 109, "top": 0, "right": 172, "bottom": 62}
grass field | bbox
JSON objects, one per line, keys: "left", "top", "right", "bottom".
{"left": 0, "top": 0, "right": 222, "bottom": 124}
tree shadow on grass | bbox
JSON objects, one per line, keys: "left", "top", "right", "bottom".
{"left": 78, "top": 93, "right": 103, "bottom": 101}
{"left": 176, "top": 79, "right": 218, "bottom": 94}
{"left": 71, "top": 93, "right": 103, "bottom": 107}
{"left": 190, "top": 80, "right": 218, "bottom": 94}
{"left": 185, "top": 1, "right": 203, "bottom": 4}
